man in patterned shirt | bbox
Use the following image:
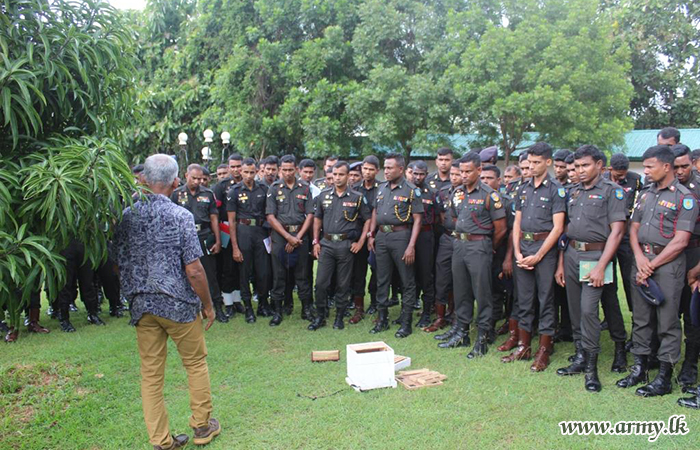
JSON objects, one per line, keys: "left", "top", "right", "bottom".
{"left": 114, "top": 154, "right": 220, "bottom": 450}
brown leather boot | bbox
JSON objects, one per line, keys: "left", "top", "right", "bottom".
{"left": 424, "top": 303, "right": 447, "bottom": 332}
{"left": 348, "top": 296, "right": 365, "bottom": 324}
{"left": 501, "top": 328, "right": 532, "bottom": 363}
{"left": 497, "top": 319, "right": 519, "bottom": 352}
{"left": 530, "top": 334, "right": 554, "bottom": 372}
{"left": 27, "top": 308, "right": 50, "bottom": 334}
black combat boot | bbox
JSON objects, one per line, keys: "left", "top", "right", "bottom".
{"left": 243, "top": 299, "right": 256, "bottom": 324}
{"left": 308, "top": 308, "right": 327, "bottom": 331}
{"left": 557, "top": 340, "right": 586, "bottom": 376}
{"left": 58, "top": 308, "right": 76, "bottom": 333}
{"left": 616, "top": 354, "right": 648, "bottom": 388}
{"left": 678, "top": 393, "right": 700, "bottom": 409}
{"left": 370, "top": 308, "right": 389, "bottom": 334}
{"left": 86, "top": 309, "right": 105, "bottom": 326}
{"left": 467, "top": 330, "right": 488, "bottom": 359}
{"left": 435, "top": 320, "right": 459, "bottom": 341}
{"left": 415, "top": 301, "right": 432, "bottom": 328}
{"left": 636, "top": 361, "right": 673, "bottom": 397}
{"left": 395, "top": 308, "right": 412, "bottom": 338}
{"left": 584, "top": 352, "right": 602, "bottom": 392}
{"left": 676, "top": 341, "right": 699, "bottom": 388}
{"left": 611, "top": 340, "right": 628, "bottom": 373}
{"left": 366, "top": 293, "right": 378, "bottom": 315}
{"left": 269, "top": 300, "right": 283, "bottom": 327}
{"left": 438, "top": 325, "right": 470, "bottom": 349}
{"left": 301, "top": 299, "right": 314, "bottom": 322}
{"left": 214, "top": 301, "right": 229, "bottom": 323}
{"left": 257, "top": 297, "right": 272, "bottom": 317}
{"left": 333, "top": 307, "right": 346, "bottom": 330}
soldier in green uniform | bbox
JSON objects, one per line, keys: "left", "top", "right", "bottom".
{"left": 313, "top": 155, "right": 338, "bottom": 191}
{"left": 427, "top": 147, "right": 454, "bottom": 191}
{"left": 553, "top": 145, "right": 626, "bottom": 392}
{"left": 265, "top": 155, "right": 315, "bottom": 326}
{"left": 672, "top": 144, "right": 700, "bottom": 388}
{"left": 410, "top": 161, "right": 438, "bottom": 328}
{"left": 226, "top": 157, "right": 271, "bottom": 324}
{"left": 368, "top": 153, "right": 424, "bottom": 338}
{"left": 308, "top": 162, "right": 371, "bottom": 330}
{"left": 171, "top": 164, "right": 226, "bottom": 322}
{"left": 502, "top": 143, "right": 565, "bottom": 372}
{"left": 617, "top": 145, "right": 697, "bottom": 397}
{"left": 349, "top": 156, "right": 381, "bottom": 323}
{"left": 437, "top": 153, "right": 506, "bottom": 357}
{"left": 426, "top": 162, "right": 462, "bottom": 333}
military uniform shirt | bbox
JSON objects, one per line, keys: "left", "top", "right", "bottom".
{"left": 605, "top": 171, "right": 643, "bottom": 218}
{"left": 226, "top": 181, "right": 268, "bottom": 222}
{"left": 355, "top": 181, "right": 380, "bottom": 212}
{"left": 417, "top": 184, "right": 438, "bottom": 225}
{"left": 681, "top": 172, "right": 700, "bottom": 237}
{"left": 313, "top": 177, "right": 329, "bottom": 191}
{"left": 515, "top": 174, "right": 567, "bottom": 233}
{"left": 374, "top": 177, "right": 424, "bottom": 226}
{"left": 437, "top": 185, "right": 459, "bottom": 232}
{"left": 503, "top": 193, "right": 516, "bottom": 230}
{"left": 427, "top": 172, "right": 451, "bottom": 192}
{"left": 265, "top": 178, "right": 314, "bottom": 225}
{"left": 506, "top": 178, "right": 525, "bottom": 195}
{"left": 566, "top": 177, "right": 626, "bottom": 243}
{"left": 170, "top": 185, "right": 217, "bottom": 238}
{"left": 453, "top": 181, "right": 506, "bottom": 235}
{"left": 314, "top": 188, "right": 370, "bottom": 235}
{"left": 631, "top": 178, "right": 698, "bottom": 247}
{"left": 213, "top": 177, "right": 238, "bottom": 218}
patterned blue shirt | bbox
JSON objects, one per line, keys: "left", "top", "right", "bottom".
{"left": 114, "top": 194, "right": 203, "bottom": 325}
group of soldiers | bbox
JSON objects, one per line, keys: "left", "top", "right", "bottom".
{"left": 7, "top": 126, "right": 700, "bottom": 410}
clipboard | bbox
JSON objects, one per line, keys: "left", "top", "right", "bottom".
{"left": 579, "top": 260, "right": 613, "bottom": 285}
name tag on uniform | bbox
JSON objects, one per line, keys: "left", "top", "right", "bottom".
{"left": 342, "top": 201, "right": 355, "bottom": 207}
{"left": 588, "top": 194, "right": 603, "bottom": 199}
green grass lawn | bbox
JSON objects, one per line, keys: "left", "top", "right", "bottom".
{"left": 1, "top": 297, "right": 698, "bottom": 450}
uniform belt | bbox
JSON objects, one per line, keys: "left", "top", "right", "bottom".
{"left": 688, "top": 239, "right": 700, "bottom": 249}
{"left": 420, "top": 224, "right": 433, "bottom": 232}
{"left": 569, "top": 240, "right": 606, "bottom": 252}
{"left": 238, "top": 218, "right": 262, "bottom": 227}
{"left": 521, "top": 231, "right": 549, "bottom": 242}
{"left": 641, "top": 243, "right": 665, "bottom": 255}
{"left": 453, "top": 232, "right": 489, "bottom": 242}
{"left": 324, "top": 233, "right": 349, "bottom": 242}
{"left": 283, "top": 224, "right": 301, "bottom": 233}
{"left": 444, "top": 229, "right": 456, "bottom": 236}
{"left": 379, "top": 224, "right": 410, "bottom": 233}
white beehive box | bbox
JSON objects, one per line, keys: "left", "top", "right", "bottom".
{"left": 345, "top": 341, "right": 397, "bottom": 391}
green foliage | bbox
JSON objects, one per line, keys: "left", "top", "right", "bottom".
{"left": 0, "top": 0, "right": 137, "bottom": 329}
{"left": 447, "top": 0, "right": 633, "bottom": 161}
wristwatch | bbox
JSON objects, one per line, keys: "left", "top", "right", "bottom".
{"left": 367, "top": 231, "right": 374, "bottom": 239}
{"left": 312, "top": 239, "right": 319, "bottom": 245}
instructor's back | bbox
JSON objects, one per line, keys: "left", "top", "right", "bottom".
{"left": 114, "top": 154, "right": 221, "bottom": 450}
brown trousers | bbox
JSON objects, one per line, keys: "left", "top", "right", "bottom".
{"left": 136, "top": 314, "right": 212, "bottom": 447}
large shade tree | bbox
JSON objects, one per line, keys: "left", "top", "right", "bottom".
{"left": 0, "top": 0, "right": 137, "bottom": 337}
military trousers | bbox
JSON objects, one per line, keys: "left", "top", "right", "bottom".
{"left": 351, "top": 243, "right": 377, "bottom": 299}
{"left": 199, "top": 237, "right": 223, "bottom": 307}
{"left": 631, "top": 252, "right": 685, "bottom": 364}
{"left": 270, "top": 231, "right": 312, "bottom": 304}
{"left": 415, "top": 229, "right": 435, "bottom": 307}
{"left": 315, "top": 239, "right": 354, "bottom": 311}
{"left": 236, "top": 224, "right": 270, "bottom": 303}
{"left": 434, "top": 233, "right": 455, "bottom": 305}
{"left": 616, "top": 237, "right": 635, "bottom": 311}
{"left": 564, "top": 246, "right": 625, "bottom": 355}
{"left": 514, "top": 240, "right": 557, "bottom": 335}
{"left": 452, "top": 238, "right": 493, "bottom": 331}
{"left": 375, "top": 229, "right": 417, "bottom": 310}
{"left": 680, "top": 247, "right": 700, "bottom": 344}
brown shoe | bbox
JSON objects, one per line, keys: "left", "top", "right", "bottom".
{"left": 27, "top": 308, "right": 50, "bottom": 334}
{"left": 193, "top": 418, "right": 221, "bottom": 445}
{"left": 530, "top": 334, "right": 554, "bottom": 372}
{"left": 423, "top": 303, "right": 447, "bottom": 333}
{"left": 501, "top": 329, "right": 532, "bottom": 363}
{"left": 154, "top": 434, "right": 189, "bottom": 450}
{"left": 348, "top": 296, "right": 365, "bottom": 324}
{"left": 497, "top": 319, "right": 519, "bottom": 352}
{"left": 5, "top": 327, "right": 19, "bottom": 343}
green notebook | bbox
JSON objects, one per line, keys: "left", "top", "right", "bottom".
{"left": 579, "top": 261, "right": 614, "bottom": 285}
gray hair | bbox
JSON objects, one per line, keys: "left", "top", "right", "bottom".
{"left": 144, "top": 154, "right": 179, "bottom": 186}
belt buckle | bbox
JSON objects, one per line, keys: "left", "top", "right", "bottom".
{"left": 249, "top": 218, "right": 257, "bottom": 226}
{"left": 288, "top": 225, "right": 299, "bottom": 232}
{"left": 331, "top": 234, "right": 342, "bottom": 242}
{"left": 459, "top": 233, "right": 469, "bottom": 241}
{"left": 574, "top": 241, "right": 586, "bottom": 251}
{"left": 523, "top": 231, "right": 534, "bottom": 241}
{"left": 642, "top": 243, "right": 651, "bottom": 253}
{"left": 381, "top": 225, "right": 393, "bottom": 233}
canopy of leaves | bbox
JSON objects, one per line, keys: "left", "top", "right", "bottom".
{"left": 0, "top": 0, "right": 137, "bottom": 326}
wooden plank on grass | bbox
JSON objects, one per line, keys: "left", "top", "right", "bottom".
{"left": 311, "top": 350, "right": 340, "bottom": 362}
